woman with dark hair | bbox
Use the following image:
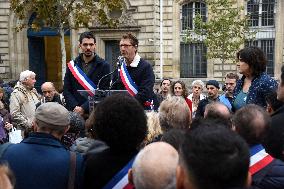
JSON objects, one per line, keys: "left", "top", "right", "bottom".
{"left": 233, "top": 46, "right": 278, "bottom": 111}
{"left": 170, "top": 80, "right": 192, "bottom": 113}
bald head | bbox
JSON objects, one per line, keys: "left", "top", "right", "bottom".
{"left": 204, "top": 101, "right": 231, "bottom": 120}
{"left": 131, "top": 142, "right": 178, "bottom": 189}
{"left": 41, "top": 82, "right": 56, "bottom": 102}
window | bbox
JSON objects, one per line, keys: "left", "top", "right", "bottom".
{"left": 180, "top": 43, "right": 207, "bottom": 78}
{"left": 247, "top": 0, "right": 275, "bottom": 27}
{"left": 245, "top": 39, "right": 275, "bottom": 76}
{"left": 181, "top": 2, "right": 206, "bottom": 31}
{"left": 180, "top": 2, "right": 207, "bottom": 78}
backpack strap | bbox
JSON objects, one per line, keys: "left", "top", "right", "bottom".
{"left": 0, "top": 142, "right": 13, "bottom": 158}
{"left": 68, "top": 151, "right": 77, "bottom": 189}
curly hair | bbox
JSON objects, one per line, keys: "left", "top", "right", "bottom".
{"left": 93, "top": 93, "right": 147, "bottom": 152}
{"left": 170, "top": 80, "right": 189, "bottom": 99}
{"left": 144, "top": 111, "right": 162, "bottom": 144}
{"left": 236, "top": 46, "right": 267, "bottom": 77}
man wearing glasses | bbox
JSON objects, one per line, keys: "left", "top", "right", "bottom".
{"left": 63, "top": 31, "right": 110, "bottom": 115}
{"left": 111, "top": 33, "right": 158, "bottom": 110}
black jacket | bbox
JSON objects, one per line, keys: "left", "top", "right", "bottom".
{"left": 264, "top": 105, "right": 284, "bottom": 161}
{"left": 63, "top": 54, "right": 110, "bottom": 112}
{"left": 111, "top": 58, "right": 158, "bottom": 109}
{"left": 84, "top": 140, "right": 137, "bottom": 189}
{"left": 250, "top": 159, "right": 284, "bottom": 189}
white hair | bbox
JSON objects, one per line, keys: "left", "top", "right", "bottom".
{"left": 19, "top": 70, "right": 36, "bottom": 82}
{"left": 191, "top": 80, "right": 205, "bottom": 88}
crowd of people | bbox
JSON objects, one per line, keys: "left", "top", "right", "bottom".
{"left": 0, "top": 31, "right": 284, "bottom": 189}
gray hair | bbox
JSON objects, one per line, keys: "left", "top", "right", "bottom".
{"left": 159, "top": 96, "right": 191, "bottom": 132}
{"left": 19, "top": 70, "right": 36, "bottom": 82}
{"left": 191, "top": 80, "right": 205, "bottom": 88}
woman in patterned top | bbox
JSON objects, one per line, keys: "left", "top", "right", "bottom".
{"left": 233, "top": 46, "right": 278, "bottom": 111}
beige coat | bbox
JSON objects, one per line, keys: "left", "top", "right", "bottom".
{"left": 9, "top": 82, "right": 40, "bottom": 129}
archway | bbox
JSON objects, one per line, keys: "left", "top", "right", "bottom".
{"left": 27, "top": 14, "right": 70, "bottom": 92}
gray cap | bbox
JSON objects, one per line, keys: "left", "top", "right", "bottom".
{"left": 35, "top": 102, "right": 70, "bottom": 126}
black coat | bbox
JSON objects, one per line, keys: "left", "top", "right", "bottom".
{"left": 264, "top": 105, "right": 284, "bottom": 161}
{"left": 111, "top": 58, "right": 158, "bottom": 109}
{"left": 63, "top": 54, "right": 110, "bottom": 112}
{"left": 250, "top": 159, "right": 284, "bottom": 189}
{"left": 84, "top": 140, "right": 137, "bottom": 189}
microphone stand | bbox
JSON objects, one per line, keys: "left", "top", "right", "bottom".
{"left": 108, "top": 56, "right": 124, "bottom": 91}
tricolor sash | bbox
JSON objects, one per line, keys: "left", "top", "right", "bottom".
{"left": 102, "top": 157, "right": 135, "bottom": 189}
{"left": 119, "top": 58, "right": 138, "bottom": 96}
{"left": 67, "top": 60, "right": 97, "bottom": 96}
{"left": 249, "top": 144, "right": 274, "bottom": 175}
{"left": 118, "top": 57, "right": 153, "bottom": 110}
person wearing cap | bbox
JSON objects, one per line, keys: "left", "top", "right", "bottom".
{"left": 0, "top": 102, "right": 84, "bottom": 189}
{"left": 195, "top": 80, "right": 220, "bottom": 118}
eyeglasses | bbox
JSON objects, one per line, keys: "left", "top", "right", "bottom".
{"left": 119, "top": 44, "right": 133, "bottom": 48}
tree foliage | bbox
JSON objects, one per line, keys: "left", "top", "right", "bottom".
{"left": 185, "top": 0, "right": 255, "bottom": 65}
{"left": 10, "top": 0, "right": 124, "bottom": 31}
{"left": 10, "top": 0, "right": 124, "bottom": 80}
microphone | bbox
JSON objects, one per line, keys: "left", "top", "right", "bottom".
{"left": 109, "top": 56, "right": 125, "bottom": 90}
{"left": 97, "top": 57, "right": 123, "bottom": 90}
{"left": 117, "top": 56, "right": 125, "bottom": 67}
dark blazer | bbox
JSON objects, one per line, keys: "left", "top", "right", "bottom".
{"left": 1, "top": 133, "right": 84, "bottom": 189}
{"left": 63, "top": 54, "right": 110, "bottom": 112}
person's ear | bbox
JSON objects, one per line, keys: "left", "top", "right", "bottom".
{"left": 176, "top": 165, "right": 185, "bottom": 189}
{"left": 246, "top": 172, "right": 252, "bottom": 187}
{"left": 32, "top": 121, "right": 38, "bottom": 132}
{"left": 128, "top": 168, "right": 134, "bottom": 185}
{"left": 64, "top": 125, "right": 70, "bottom": 134}
{"left": 266, "top": 104, "right": 273, "bottom": 114}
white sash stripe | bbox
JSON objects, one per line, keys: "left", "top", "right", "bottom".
{"left": 121, "top": 64, "right": 138, "bottom": 94}
{"left": 112, "top": 174, "right": 128, "bottom": 189}
{"left": 70, "top": 61, "right": 96, "bottom": 94}
{"left": 250, "top": 149, "right": 268, "bottom": 166}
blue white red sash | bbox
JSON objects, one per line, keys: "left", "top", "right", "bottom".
{"left": 102, "top": 157, "right": 135, "bottom": 189}
{"left": 67, "top": 60, "right": 97, "bottom": 96}
{"left": 119, "top": 58, "right": 138, "bottom": 96}
{"left": 249, "top": 144, "right": 274, "bottom": 175}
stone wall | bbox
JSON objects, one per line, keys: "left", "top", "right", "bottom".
{"left": 0, "top": 1, "right": 10, "bottom": 79}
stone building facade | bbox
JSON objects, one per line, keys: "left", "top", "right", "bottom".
{"left": 0, "top": 0, "right": 283, "bottom": 88}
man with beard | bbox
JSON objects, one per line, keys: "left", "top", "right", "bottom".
{"left": 63, "top": 31, "right": 110, "bottom": 115}
{"left": 111, "top": 33, "right": 158, "bottom": 110}
{"left": 195, "top": 80, "right": 220, "bottom": 118}
{"left": 156, "top": 78, "right": 171, "bottom": 104}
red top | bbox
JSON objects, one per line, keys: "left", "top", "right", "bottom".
{"left": 185, "top": 98, "right": 193, "bottom": 113}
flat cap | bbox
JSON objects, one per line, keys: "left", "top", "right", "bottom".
{"left": 206, "top": 80, "right": 220, "bottom": 89}
{"left": 35, "top": 102, "right": 70, "bottom": 126}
